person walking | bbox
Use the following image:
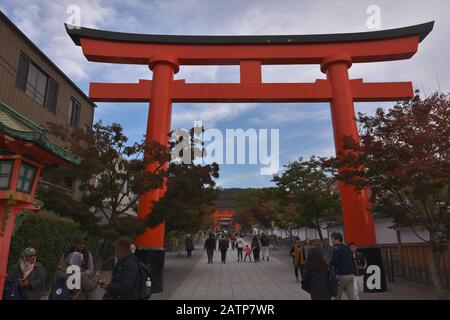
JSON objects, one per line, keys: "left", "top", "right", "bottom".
{"left": 349, "top": 243, "right": 368, "bottom": 300}
{"left": 290, "top": 237, "right": 305, "bottom": 281}
{"left": 244, "top": 245, "right": 252, "bottom": 262}
{"left": 230, "top": 234, "right": 236, "bottom": 251}
{"left": 302, "top": 247, "right": 331, "bottom": 300}
{"left": 219, "top": 235, "right": 229, "bottom": 263}
{"left": 100, "top": 237, "right": 141, "bottom": 300}
{"left": 251, "top": 235, "right": 260, "bottom": 262}
{"left": 204, "top": 232, "right": 217, "bottom": 264}
{"left": 235, "top": 234, "right": 245, "bottom": 262}
{"left": 260, "top": 232, "right": 270, "bottom": 261}
{"left": 6, "top": 248, "right": 46, "bottom": 300}
{"left": 329, "top": 232, "right": 356, "bottom": 300}
{"left": 185, "top": 234, "right": 194, "bottom": 258}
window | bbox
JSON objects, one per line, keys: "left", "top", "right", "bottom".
{"left": 25, "top": 63, "right": 47, "bottom": 105}
{"left": 16, "top": 53, "right": 58, "bottom": 112}
{"left": 68, "top": 97, "right": 81, "bottom": 126}
{"left": 16, "top": 162, "right": 36, "bottom": 194}
{"left": 0, "top": 160, "right": 14, "bottom": 190}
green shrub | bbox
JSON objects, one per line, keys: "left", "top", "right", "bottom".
{"left": 8, "top": 212, "right": 82, "bottom": 288}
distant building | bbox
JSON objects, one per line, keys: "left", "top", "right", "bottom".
{"left": 213, "top": 189, "right": 241, "bottom": 234}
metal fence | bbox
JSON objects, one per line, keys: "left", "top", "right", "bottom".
{"left": 379, "top": 242, "right": 450, "bottom": 290}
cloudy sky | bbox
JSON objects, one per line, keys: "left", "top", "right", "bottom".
{"left": 1, "top": 0, "right": 449, "bottom": 188}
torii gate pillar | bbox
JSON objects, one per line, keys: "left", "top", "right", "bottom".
{"left": 321, "top": 54, "right": 376, "bottom": 245}
{"left": 134, "top": 57, "right": 179, "bottom": 294}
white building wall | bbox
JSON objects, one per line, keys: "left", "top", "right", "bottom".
{"left": 266, "top": 226, "right": 329, "bottom": 240}
{"left": 398, "top": 226, "right": 429, "bottom": 243}
{"left": 374, "top": 218, "right": 398, "bottom": 244}
{"left": 324, "top": 217, "right": 429, "bottom": 245}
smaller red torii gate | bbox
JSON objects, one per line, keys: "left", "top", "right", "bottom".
{"left": 66, "top": 21, "right": 433, "bottom": 252}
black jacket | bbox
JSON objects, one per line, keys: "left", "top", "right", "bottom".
{"left": 106, "top": 254, "right": 140, "bottom": 300}
{"left": 185, "top": 238, "right": 194, "bottom": 250}
{"left": 260, "top": 235, "right": 270, "bottom": 247}
{"left": 204, "top": 237, "right": 216, "bottom": 251}
{"left": 329, "top": 243, "right": 355, "bottom": 276}
{"left": 219, "top": 239, "right": 229, "bottom": 251}
{"left": 251, "top": 239, "right": 260, "bottom": 250}
{"left": 302, "top": 267, "right": 331, "bottom": 300}
{"left": 353, "top": 252, "right": 367, "bottom": 276}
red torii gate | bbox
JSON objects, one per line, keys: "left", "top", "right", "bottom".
{"left": 66, "top": 22, "right": 433, "bottom": 290}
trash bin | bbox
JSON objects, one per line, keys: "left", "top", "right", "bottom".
{"left": 135, "top": 248, "right": 165, "bottom": 294}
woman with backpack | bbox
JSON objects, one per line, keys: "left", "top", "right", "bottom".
{"left": 301, "top": 247, "right": 331, "bottom": 300}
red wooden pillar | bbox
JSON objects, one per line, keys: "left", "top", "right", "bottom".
{"left": 135, "top": 56, "right": 178, "bottom": 249}
{"left": 0, "top": 205, "right": 21, "bottom": 296}
{"left": 321, "top": 54, "right": 376, "bottom": 246}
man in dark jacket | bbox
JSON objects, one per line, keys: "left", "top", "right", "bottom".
{"left": 329, "top": 232, "right": 355, "bottom": 300}
{"left": 218, "top": 236, "right": 229, "bottom": 263}
{"left": 204, "top": 232, "right": 217, "bottom": 264}
{"left": 102, "top": 237, "right": 140, "bottom": 300}
{"left": 185, "top": 234, "right": 194, "bottom": 258}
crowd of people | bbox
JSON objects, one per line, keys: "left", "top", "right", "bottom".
{"left": 294, "top": 232, "right": 368, "bottom": 300}
{"left": 202, "top": 231, "right": 272, "bottom": 264}
{"left": 200, "top": 229, "right": 369, "bottom": 301}
{"left": 4, "top": 230, "right": 368, "bottom": 301}
{"left": 4, "top": 235, "right": 151, "bottom": 300}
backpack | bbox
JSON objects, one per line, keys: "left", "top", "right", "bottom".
{"left": 136, "top": 261, "right": 152, "bottom": 300}
{"left": 3, "top": 280, "right": 27, "bottom": 300}
{"left": 49, "top": 279, "right": 71, "bottom": 300}
{"left": 328, "top": 267, "right": 339, "bottom": 297}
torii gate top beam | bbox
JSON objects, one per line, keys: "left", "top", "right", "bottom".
{"left": 66, "top": 22, "right": 434, "bottom": 66}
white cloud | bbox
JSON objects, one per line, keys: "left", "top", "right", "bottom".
{"left": 172, "top": 103, "right": 258, "bottom": 127}
{"left": 249, "top": 107, "right": 331, "bottom": 125}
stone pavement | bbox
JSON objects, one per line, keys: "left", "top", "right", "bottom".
{"left": 90, "top": 242, "right": 446, "bottom": 300}
{"left": 167, "top": 246, "right": 310, "bottom": 300}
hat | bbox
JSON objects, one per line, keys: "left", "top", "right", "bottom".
{"left": 114, "top": 237, "right": 134, "bottom": 256}
{"left": 73, "top": 234, "right": 88, "bottom": 242}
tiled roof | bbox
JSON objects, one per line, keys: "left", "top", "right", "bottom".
{"left": 0, "top": 99, "right": 82, "bottom": 165}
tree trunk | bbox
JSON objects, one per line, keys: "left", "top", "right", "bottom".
{"left": 315, "top": 218, "right": 325, "bottom": 250}
{"left": 95, "top": 240, "right": 109, "bottom": 272}
{"left": 427, "top": 240, "right": 446, "bottom": 299}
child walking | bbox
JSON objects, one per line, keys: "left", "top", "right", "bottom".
{"left": 244, "top": 245, "right": 252, "bottom": 262}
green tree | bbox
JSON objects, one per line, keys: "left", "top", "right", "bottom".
{"left": 273, "top": 157, "right": 340, "bottom": 247}
{"left": 147, "top": 125, "right": 219, "bottom": 240}
{"left": 41, "top": 121, "right": 167, "bottom": 267}
{"left": 235, "top": 188, "right": 279, "bottom": 233}
{"left": 324, "top": 92, "right": 449, "bottom": 298}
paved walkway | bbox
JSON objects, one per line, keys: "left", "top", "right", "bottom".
{"left": 168, "top": 247, "right": 309, "bottom": 300}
